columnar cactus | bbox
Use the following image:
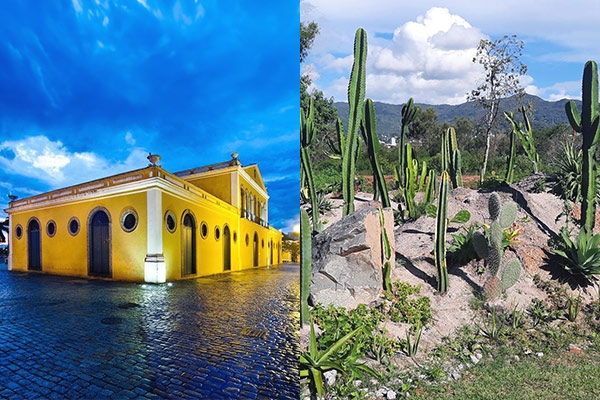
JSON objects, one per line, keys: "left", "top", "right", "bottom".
{"left": 472, "top": 192, "right": 522, "bottom": 298}
{"left": 379, "top": 207, "right": 393, "bottom": 292}
{"left": 341, "top": 28, "right": 368, "bottom": 216}
{"left": 300, "top": 99, "right": 322, "bottom": 232}
{"left": 300, "top": 209, "right": 311, "bottom": 326}
{"left": 565, "top": 60, "right": 600, "bottom": 233}
{"left": 435, "top": 171, "right": 450, "bottom": 293}
{"left": 361, "top": 99, "right": 391, "bottom": 207}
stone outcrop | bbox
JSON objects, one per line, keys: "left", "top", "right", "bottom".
{"left": 310, "top": 206, "right": 395, "bottom": 309}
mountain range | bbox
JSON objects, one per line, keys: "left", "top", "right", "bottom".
{"left": 334, "top": 93, "right": 579, "bottom": 139}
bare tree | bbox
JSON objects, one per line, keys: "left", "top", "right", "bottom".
{"left": 468, "top": 35, "right": 527, "bottom": 183}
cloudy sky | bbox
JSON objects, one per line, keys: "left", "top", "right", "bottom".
{"left": 301, "top": 0, "right": 600, "bottom": 105}
{"left": 0, "top": 1, "right": 298, "bottom": 233}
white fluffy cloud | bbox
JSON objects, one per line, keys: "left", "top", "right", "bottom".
{"left": 311, "top": 7, "right": 486, "bottom": 105}
{"left": 0, "top": 135, "right": 148, "bottom": 188}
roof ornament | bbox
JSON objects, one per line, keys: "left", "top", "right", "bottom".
{"left": 231, "top": 152, "right": 240, "bottom": 166}
{"left": 147, "top": 153, "right": 161, "bottom": 166}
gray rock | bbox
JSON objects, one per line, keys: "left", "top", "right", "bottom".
{"left": 310, "top": 206, "right": 395, "bottom": 310}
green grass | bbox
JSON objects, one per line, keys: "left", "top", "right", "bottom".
{"left": 415, "top": 347, "right": 600, "bottom": 399}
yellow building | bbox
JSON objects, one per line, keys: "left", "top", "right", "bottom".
{"left": 4, "top": 154, "right": 283, "bottom": 283}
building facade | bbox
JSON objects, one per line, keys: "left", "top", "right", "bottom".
{"left": 4, "top": 155, "right": 283, "bottom": 283}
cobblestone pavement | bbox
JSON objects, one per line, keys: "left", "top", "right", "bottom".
{"left": 0, "top": 264, "right": 299, "bottom": 399}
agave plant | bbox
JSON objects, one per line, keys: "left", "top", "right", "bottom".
{"left": 300, "top": 320, "right": 377, "bottom": 397}
{"left": 553, "top": 227, "right": 600, "bottom": 280}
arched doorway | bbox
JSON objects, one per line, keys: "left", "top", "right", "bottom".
{"left": 223, "top": 226, "right": 231, "bottom": 271}
{"left": 253, "top": 232, "right": 259, "bottom": 267}
{"left": 89, "top": 210, "right": 111, "bottom": 277}
{"left": 27, "top": 219, "right": 41, "bottom": 271}
{"left": 269, "top": 239, "right": 273, "bottom": 266}
{"left": 182, "top": 213, "right": 196, "bottom": 276}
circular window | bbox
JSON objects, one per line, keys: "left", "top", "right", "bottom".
{"left": 15, "top": 225, "right": 23, "bottom": 239}
{"left": 215, "top": 226, "right": 221, "bottom": 241}
{"left": 47, "top": 220, "right": 56, "bottom": 237}
{"left": 68, "top": 217, "right": 80, "bottom": 236}
{"left": 245, "top": 234, "right": 249, "bottom": 246}
{"left": 201, "top": 222, "right": 208, "bottom": 239}
{"left": 165, "top": 211, "right": 176, "bottom": 233}
{"left": 121, "top": 209, "right": 138, "bottom": 232}
{"left": 261, "top": 239, "right": 264, "bottom": 248}
{"left": 233, "top": 231, "right": 237, "bottom": 243}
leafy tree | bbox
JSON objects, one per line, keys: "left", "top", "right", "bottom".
{"left": 300, "top": 21, "right": 319, "bottom": 63}
{"left": 468, "top": 35, "right": 527, "bottom": 183}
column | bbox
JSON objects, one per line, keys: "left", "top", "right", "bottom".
{"left": 144, "top": 188, "right": 166, "bottom": 283}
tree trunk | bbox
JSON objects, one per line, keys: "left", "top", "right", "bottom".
{"left": 479, "top": 101, "right": 497, "bottom": 185}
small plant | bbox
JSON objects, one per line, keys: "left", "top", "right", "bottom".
{"left": 477, "top": 307, "right": 505, "bottom": 341}
{"left": 509, "top": 304, "right": 525, "bottom": 330}
{"left": 566, "top": 293, "right": 582, "bottom": 322}
{"left": 533, "top": 178, "right": 546, "bottom": 193}
{"left": 404, "top": 324, "right": 423, "bottom": 357}
{"left": 448, "top": 224, "right": 479, "bottom": 264}
{"left": 553, "top": 227, "right": 600, "bottom": 280}
{"left": 300, "top": 319, "right": 362, "bottom": 397}
{"left": 384, "top": 281, "right": 433, "bottom": 327}
{"left": 527, "top": 298, "right": 554, "bottom": 327}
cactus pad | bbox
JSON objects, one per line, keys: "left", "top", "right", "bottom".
{"left": 499, "top": 201, "right": 518, "bottom": 229}
{"left": 502, "top": 259, "right": 521, "bottom": 290}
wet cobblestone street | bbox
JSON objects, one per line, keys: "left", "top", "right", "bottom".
{"left": 0, "top": 264, "right": 300, "bottom": 399}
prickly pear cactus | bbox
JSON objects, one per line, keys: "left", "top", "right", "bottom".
{"left": 478, "top": 193, "right": 522, "bottom": 298}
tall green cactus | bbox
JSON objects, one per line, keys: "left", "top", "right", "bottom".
{"left": 300, "top": 209, "right": 311, "bottom": 326}
{"left": 398, "top": 98, "right": 417, "bottom": 189}
{"left": 565, "top": 60, "right": 600, "bottom": 233}
{"left": 472, "top": 192, "right": 522, "bottom": 298}
{"left": 435, "top": 171, "right": 450, "bottom": 292}
{"left": 341, "top": 28, "right": 368, "bottom": 216}
{"left": 300, "top": 99, "right": 322, "bottom": 232}
{"left": 361, "top": 99, "right": 391, "bottom": 207}
{"left": 505, "top": 114, "right": 517, "bottom": 184}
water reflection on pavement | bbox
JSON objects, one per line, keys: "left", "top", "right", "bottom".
{"left": 0, "top": 263, "right": 300, "bottom": 399}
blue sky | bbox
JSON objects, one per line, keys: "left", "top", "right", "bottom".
{"left": 301, "top": 0, "right": 600, "bottom": 105}
{"left": 0, "top": 0, "right": 299, "bottom": 233}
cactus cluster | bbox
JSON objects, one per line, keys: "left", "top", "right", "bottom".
{"left": 472, "top": 193, "right": 522, "bottom": 298}
{"left": 434, "top": 172, "right": 450, "bottom": 292}
{"left": 398, "top": 98, "right": 417, "bottom": 189}
{"left": 565, "top": 60, "right": 600, "bottom": 233}
{"left": 504, "top": 106, "right": 540, "bottom": 184}
{"left": 441, "top": 127, "right": 462, "bottom": 188}
{"left": 361, "top": 99, "right": 391, "bottom": 207}
{"left": 397, "top": 143, "right": 436, "bottom": 221}
{"left": 301, "top": 99, "right": 322, "bottom": 232}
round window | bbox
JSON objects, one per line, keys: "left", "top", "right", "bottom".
{"left": 201, "top": 222, "right": 208, "bottom": 238}
{"left": 47, "top": 220, "right": 56, "bottom": 237}
{"left": 165, "top": 211, "right": 176, "bottom": 233}
{"left": 245, "top": 234, "right": 249, "bottom": 246}
{"left": 215, "top": 226, "right": 221, "bottom": 241}
{"left": 68, "top": 217, "right": 80, "bottom": 236}
{"left": 15, "top": 225, "right": 23, "bottom": 239}
{"left": 121, "top": 209, "right": 138, "bottom": 232}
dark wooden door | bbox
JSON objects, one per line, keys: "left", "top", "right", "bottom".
{"left": 182, "top": 214, "right": 196, "bottom": 275}
{"left": 223, "top": 226, "right": 231, "bottom": 271}
{"left": 27, "top": 220, "right": 41, "bottom": 271}
{"left": 89, "top": 211, "right": 110, "bottom": 276}
{"left": 253, "top": 233, "right": 258, "bottom": 267}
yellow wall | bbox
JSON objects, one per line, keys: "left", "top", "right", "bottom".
{"left": 10, "top": 192, "right": 148, "bottom": 280}
{"left": 185, "top": 174, "right": 231, "bottom": 204}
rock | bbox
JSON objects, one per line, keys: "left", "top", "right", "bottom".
{"left": 324, "top": 369, "right": 337, "bottom": 386}
{"left": 386, "top": 389, "right": 397, "bottom": 399}
{"left": 310, "top": 206, "right": 395, "bottom": 309}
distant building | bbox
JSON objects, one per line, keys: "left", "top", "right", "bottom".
{"left": 4, "top": 154, "right": 282, "bottom": 283}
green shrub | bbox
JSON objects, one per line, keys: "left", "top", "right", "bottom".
{"left": 383, "top": 281, "right": 432, "bottom": 326}
{"left": 553, "top": 227, "right": 600, "bottom": 280}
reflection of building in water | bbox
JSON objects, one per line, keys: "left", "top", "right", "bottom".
{"left": 5, "top": 154, "right": 282, "bottom": 283}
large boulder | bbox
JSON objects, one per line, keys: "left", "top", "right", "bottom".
{"left": 310, "top": 206, "right": 395, "bottom": 309}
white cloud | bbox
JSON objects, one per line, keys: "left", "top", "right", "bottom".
{"left": 313, "top": 7, "right": 486, "bottom": 104}
{"left": 125, "top": 131, "right": 136, "bottom": 146}
{"left": 0, "top": 135, "right": 149, "bottom": 188}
